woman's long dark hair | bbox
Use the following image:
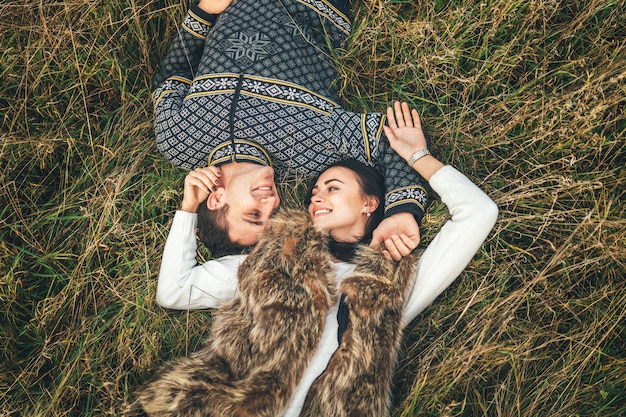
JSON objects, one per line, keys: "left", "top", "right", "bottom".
{"left": 305, "top": 159, "right": 385, "bottom": 262}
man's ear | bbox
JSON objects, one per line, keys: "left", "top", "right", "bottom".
{"left": 206, "top": 188, "right": 226, "bottom": 210}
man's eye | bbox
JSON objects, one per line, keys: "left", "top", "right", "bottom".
{"left": 251, "top": 211, "right": 260, "bottom": 218}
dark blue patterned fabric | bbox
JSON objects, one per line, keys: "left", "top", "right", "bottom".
{"left": 153, "top": 0, "right": 428, "bottom": 220}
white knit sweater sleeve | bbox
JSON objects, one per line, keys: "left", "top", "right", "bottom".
{"left": 402, "top": 166, "right": 498, "bottom": 326}
{"left": 155, "top": 210, "right": 243, "bottom": 310}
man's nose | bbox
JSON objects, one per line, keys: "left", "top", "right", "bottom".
{"left": 260, "top": 195, "right": 279, "bottom": 216}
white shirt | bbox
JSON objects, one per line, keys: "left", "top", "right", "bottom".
{"left": 155, "top": 165, "right": 498, "bottom": 416}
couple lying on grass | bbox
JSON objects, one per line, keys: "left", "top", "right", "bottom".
{"left": 139, "top": 103, "right": 498, "bottom": 416}
{"left": 138, "top": 1, "right": 497, "bottom": 416}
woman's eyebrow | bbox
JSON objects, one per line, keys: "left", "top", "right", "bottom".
{"left": 312, "top": 178, "right": 344, "bottom": 192}
{"left": 324, "top": 178, "right": 344, "bottom": 185}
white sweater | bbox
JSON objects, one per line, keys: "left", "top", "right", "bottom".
{"left": 155, "top": 165, "right": 498, "bottom": 416}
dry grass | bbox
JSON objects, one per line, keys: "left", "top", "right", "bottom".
{"left": 1, "top": 0, "right": 624, "bottom": 415}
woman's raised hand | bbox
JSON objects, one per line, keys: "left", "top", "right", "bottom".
{"left": 384, "top": 101, "right": 443, "bottom": 182}
{"left": 197, "top": 0, "right": 234, "bottom": 14}
{"left": 181, "top": 166, "right": 222, "bottom": 213}
{"left": 383, "top": 101, "right": 428, "bottom": 162}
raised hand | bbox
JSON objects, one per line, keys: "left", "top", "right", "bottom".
{"left": 181, "top": 166, "right": 222, "bottom": 213}
{"left": 197, "top": 0, "right": 234, "bottom": 14}
{"left": 383, "top": 101, "right": 428, "bottom": 162}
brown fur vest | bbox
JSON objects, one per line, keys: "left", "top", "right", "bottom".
{"left": 300, "top": 244, "right": 419, "bottom": 417}
{"left": 138, "top": 210, "right": 417, "bottom": 417}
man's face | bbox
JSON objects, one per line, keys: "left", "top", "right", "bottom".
{"left": 221, "top": 165, "right": 280, "bottom": 246}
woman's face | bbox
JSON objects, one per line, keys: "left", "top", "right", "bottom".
{"left": 308, "top": 166, "right": 374, "bottom": 242}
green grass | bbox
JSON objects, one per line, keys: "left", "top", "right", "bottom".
{"left": 1, "top": 0, "right": 624, "bottom": 415}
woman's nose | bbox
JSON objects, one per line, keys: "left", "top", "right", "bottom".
{"left": 311, "top": 193, "right": 324, "bottom": 203}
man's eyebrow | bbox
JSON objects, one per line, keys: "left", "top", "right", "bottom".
{"left": 243, "top": 218, "right": 263, "bottom": 226}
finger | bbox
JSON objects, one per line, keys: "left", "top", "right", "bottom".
{"left": 187, "top": 176, "right": 213, "bottom": 193}
{"left": 381, "top": 249, "right": 392, "bottom": 260}
{"left": 386, "top": 106, "right": 398, "bottom": 130}
{"left": 411, "top": 109, "right": 422, "bottom": 129}
{"left": 394, "top": 101, "right": 405, "bottom": 127}
{"left": 384, "top": 238, "right": 402, "bottom": 261}
{"left": 369, "top": 234, "right": 383, "bottom": 249}
{"left": 391, "top": 235, "right": 413, "bottom": 257}
{"left": 188, "top": 171, "right": 216, "bottom": 192}
{"left": 383, "top": 125, "right": 396, "bottom": 141}
{"left": 196, "top": 168, "right": 221, "bottom": 189}
{"left": 399, "top": 233, "right": 419, "bottom": 250}
{"left": 197, "top": 166, "right": 220, "bottom": 180}
{"left": 205, "top": 165, "right": 222, "bottom": 177}
{"left": 401, "top": 102, "right": 413, "bottom": 127}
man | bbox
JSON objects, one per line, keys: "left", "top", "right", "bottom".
{"left": 154, "top": 0, "right": 429, "bottom": 259}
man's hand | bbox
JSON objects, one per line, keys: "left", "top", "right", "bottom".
{"left": 181, "top": 166, "right": 222, "bottom": 213}
{"left": 197, "top": 0, "right": 233, "bottom": 14}
{"left": 370, "top": 212, "right": 420, "bottom": 261}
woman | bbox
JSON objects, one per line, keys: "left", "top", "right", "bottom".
{"left": 145, "top": 102, "right": 498, "bottom": 416}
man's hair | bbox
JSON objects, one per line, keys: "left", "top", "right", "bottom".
{"left": 197, "top": 200, "right": 252, "bottom": 258}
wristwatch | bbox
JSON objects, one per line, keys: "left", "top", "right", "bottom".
{"left": 407, "top": 149, "right": 430, "bottom": 166}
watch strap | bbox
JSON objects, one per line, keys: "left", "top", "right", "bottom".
{"left": 407, "top": 149, "right": 431, "bottom": 166}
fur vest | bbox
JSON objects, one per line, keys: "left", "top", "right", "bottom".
{"left": 138, "top": 210, "right": 417, "bottom": 417}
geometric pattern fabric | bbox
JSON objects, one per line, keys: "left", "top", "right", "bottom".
{"left": 153, "top": 0, "right": 428, "bottom": 218}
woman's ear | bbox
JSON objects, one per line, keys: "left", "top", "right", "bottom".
{"left": 364, "top": 196, "right": 380, "bottom": 213}
{"left": 206, "top": 188, "right": 226, "bottom": 210}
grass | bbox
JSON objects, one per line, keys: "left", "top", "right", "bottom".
{"left": 1, "top": 0, "right": 624, "bottom": 415}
